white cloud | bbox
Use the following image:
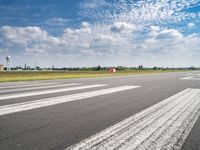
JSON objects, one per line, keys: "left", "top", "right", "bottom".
{"left": 111, "top": 22, "right": 137, "bottom": 33}
{"left": 62, "top": 22, "right": 92, "bottom": 50}
{"left": 81, "top": 22, "right": 90, "bottom": 28}
{"left": 80, "top": 0, "right": 108, "bottom": 9}
{"left": 0, "top": 26, "right": 49, "bottom": 46}
{"left": 25, "top": 44, "right": 47, "bottom": 54}
{"left": 94, "top": 34, "right": 117, "bottom": 44}
{"left": 155, "top": 29, "right": 183, "bottom": 41}
{"left": 80, "top": 49, "right": 96, "bottom": 56}
{"left": 1, "top": 21, "right": 200, "bottom": 67}
{"left": 150, "top": 26, "right": 161, "bottom": 32}
{"left": 1, "top": 0, "right": 199, "bottom": 67}
{"left": 80, "top": 0, "right": 200, "bottom": 31}
{"left": 143, "top": 28, "right": 200, "bottom": 58}
{"left": 46, "top": 18, "right": 69, "bottom": 26}
{"left": 187, "top": 23, "right": 195, "bottom": 29}
{"left": 0, "top": 22, "right": 94, "bottom": 56}
{"left": 63, "top": 22, "right": 92, "bottom": 36}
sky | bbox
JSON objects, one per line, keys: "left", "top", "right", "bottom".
{"left": 0, "top": 0, "right": 200, "bottom": 68}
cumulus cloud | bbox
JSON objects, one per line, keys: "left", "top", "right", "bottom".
{"left": 62, "top": 22, "right": 92, "bottom": 50}
{"left": 25, "top": 44, "right": 47, "bottom": 54}
{"left": 155, "top": 29, "right": 183, "bottom": 41}
{"left": 80, "top": 0, "right": 108, "bottom": 9}
{"left": 81, "top": 22, "right": 90, "bottom": 28}
{"left": 111, "top": 22, "right": 137, "bottom": 33}
{"left": 187, "top": 23, "right": 195, "bottom": 29}
{"left": 150, "top": 26, "right": 161, "bottom": 32}
{"left": 80, "top": 0, "right": 200, "bottom": 31}
{"left": 94, "top": 34, "right": 117, "bottom": 44}
{"left": 63, "top": 22, "right": 92, "bottom": 36}
{"left": 142, "top": 28, "right": 200, "bottom": 60}
{"left": 0, "top": 26, "right": 49, "bottom": 46}
{"left": 1, "top": 19, "right": 200, "bottom": 67}
{"left": 1, "top": 0, "right": 200, "bottom": 67}
{"left": 46, "top": 18, "right": 69, "bottom": 26}
{"left": 80, "top": 49, "right": 96, "bottom": 56}
{"left": 0, "top": 22, "right": 93, "bottom": 55}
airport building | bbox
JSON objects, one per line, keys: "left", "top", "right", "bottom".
{"left": 0, "top": 64, "right": 4, "bottom": 71}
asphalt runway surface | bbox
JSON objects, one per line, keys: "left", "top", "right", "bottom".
{"left": 1, "top": 71, "right": 200, "bottom": 150}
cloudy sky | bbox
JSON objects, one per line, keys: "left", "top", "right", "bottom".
{"left": 0, "top": 0, "right": 200, "bottom": 67}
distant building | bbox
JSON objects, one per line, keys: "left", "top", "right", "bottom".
{"left": 0, "top": 64, "right": 4, "bottom": 71}
{"left": 109, "top": 67, "right": 116, "bottom": 73}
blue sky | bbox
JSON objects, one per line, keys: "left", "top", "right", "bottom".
{"left": 0, "top": 0, "right": 200, "bottom": 67}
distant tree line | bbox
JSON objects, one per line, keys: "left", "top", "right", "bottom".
{"left": 9, "top": 65, "right": 199, "bottom": 71}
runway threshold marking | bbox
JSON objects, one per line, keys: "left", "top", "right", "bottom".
{"left": 180, "top": 76, "right": 200, "bottom": 80}
{"left": 0, "top": 82, "right": 57, "bottom": 90}
{"left": 190, "top": 78, "right": 200, "bottom": 80}
{"left": 0, "top": 83, "right": 80, "bottom": 93}
{"left": 0, "top": 84, "right": 107, "bottom": 101}
{"left": 0, "top": 86, "right": 140, "bottom": 116}
{"left": 66, "top": 88, "right": 200, "bottom": 150}
{"left": 186, "top": 74, "right": 193, "bottom": 76}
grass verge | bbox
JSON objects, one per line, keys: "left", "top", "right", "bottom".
{"left": 0, "top": 70, "right": 186, "bottom": 83}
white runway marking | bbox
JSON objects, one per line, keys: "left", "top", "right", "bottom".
{"left": 0, "top": 82, "right": 57, "bottom": 90}
{"left": 0, "top": 83, "right": 80, "bottom": 93}
{"left": 0, "top": 84, "right": 107, "bottom": 101}
{"left": 180, "top": 76, "right": 193, "bottom": 80}
{"left": 66, "top": 88, "right": 200, "bottom": 150}
{"left": 0, "top": 81, "right": 40, "bottom": 86}
{"left": 185, "top": 73, "right": 193, "bottom": 76}
{"left": 190, "top": 78, "right": 200, "bottom": 80}
{"left": 0, "top": 86, "right": 140, "bottom": 116}
{"left": 180, "top": 76, "right": 200, "bottom": 81}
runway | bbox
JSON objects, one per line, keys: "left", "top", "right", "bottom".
{"left": 1, "top": 71, "right": 200, "bottom": 150}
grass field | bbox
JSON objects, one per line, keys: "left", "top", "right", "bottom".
{"left": 0, "top": 70, "right": 186, "bottom": 82}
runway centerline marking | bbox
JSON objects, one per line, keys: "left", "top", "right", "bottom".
{"left": 0, "top": 83, "right": 80, "bottom": 93}
{"left": 0, "top": 86, "right": 140, "bottom": 116}
{"left": 0, "top": 84, "right": 107, "bottom": 101}
{"left": 65, "top": 88, "right": 200, "bottom": 150}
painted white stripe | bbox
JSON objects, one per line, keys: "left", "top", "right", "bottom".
{"left": 0, "top": 83, "right": 80, "bottom": 93}
{"left": 189, "top": 78, "right": 200, "bottom": 80}
{"left": 66, "top": 88, "right": 200, "bottom": 150}
{"left": 0, "top": 81, "right": 40, "bottom": 86}
{"left": 0, "top": 84, "right": 107, "bottom": 101}
{"left": 180, "top": 76, "right": 200, "bottom": 81}
{"left": 0, "top": 82, "right": 57, "bottom": 90}
{"left": 180, "top": 76, "right": 193, "bottom": 80}
{"left": 185, "top": 73, "right": 193, "bottom": 76}
{"left": 0, "top": 86, "right": 140, "bottom": 116}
